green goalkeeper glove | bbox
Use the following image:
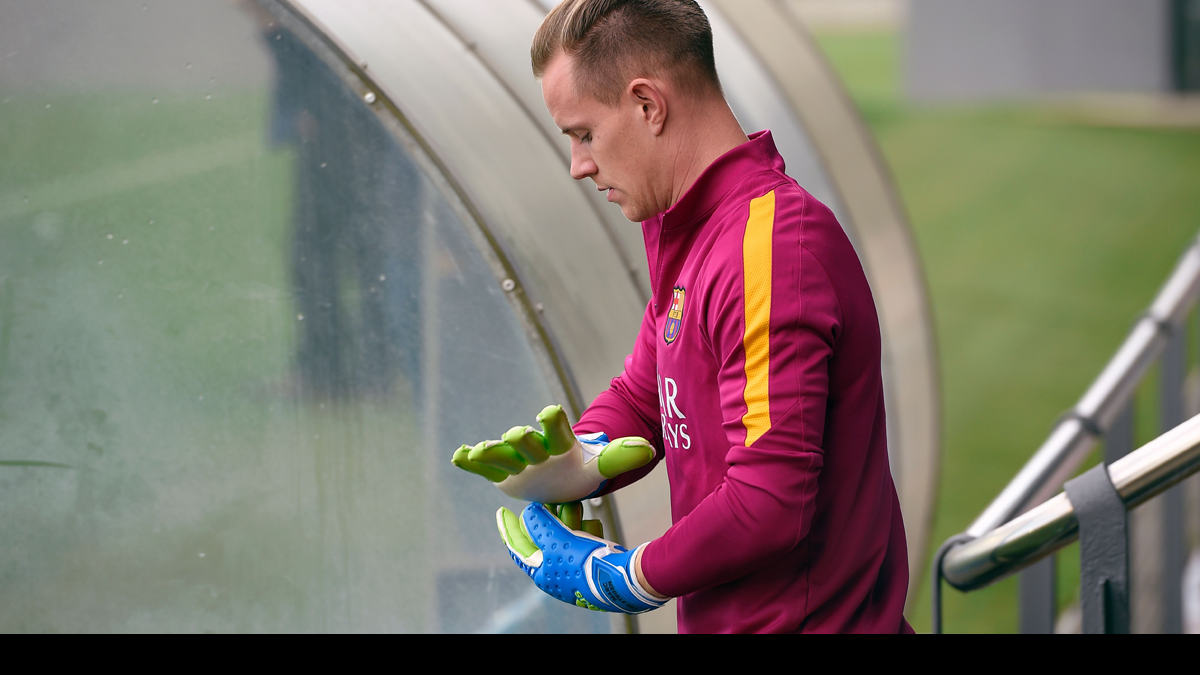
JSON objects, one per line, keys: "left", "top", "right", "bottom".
{"left": 450, "top": 405, "right": 654, "bottom": 504}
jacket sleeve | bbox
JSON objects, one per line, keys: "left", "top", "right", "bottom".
{"left": 573, "top": 300, "right": 665, "bottom": 493}
{"left": 640, "top": 189, "right": 840, "bottom": 597}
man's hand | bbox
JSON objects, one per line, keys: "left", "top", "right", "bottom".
{"left": 497, "top": 502, "right": 667, "bottom": 614}
{"left": 450, "top": 405, "right": 654, "bottom": 504}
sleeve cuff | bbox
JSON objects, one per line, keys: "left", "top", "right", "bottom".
{"left": 631, "top": 542, "right": 671, "bottom": 602}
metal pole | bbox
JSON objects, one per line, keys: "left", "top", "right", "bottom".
{"left": 943, "top": 412, "right": 1200, "bottom": 591}
{"left": 1107, "top": 403, "right": 1135, "bottom": 465}
{"left": 933, "top": 235, "right": 1200, "bottom": 627}
{"left": 1018, "top": 556, "right": 1056, "bottom": 633}
{"left": 931, "top": 533, "right": 975, "bottom": 634}
{"left": 1162, "top": 329, "right": 1187, "bottom": 633}
{"left": 1020, "top": 403, "right": 1140, "bottom": 637}
{"left": 1109, "top": 401, "right": 1153, "bottom": 632}
{"left": 1065, "top": 464, "right": 1130, "bottom": 634}
{"left": 965, "top": 238, "right": 1200, "bottom": 538}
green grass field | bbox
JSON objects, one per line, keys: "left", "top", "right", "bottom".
{"left": 814, "top": 30, "right": 1200, "bottom": 632}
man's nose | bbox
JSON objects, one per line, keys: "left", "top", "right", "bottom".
{"left": 569, "top": 146, "right": 597, "bottom": 181}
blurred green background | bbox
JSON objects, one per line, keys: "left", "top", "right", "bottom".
{"left": 812, "top": 28, "right": 1200, "bottom": 632}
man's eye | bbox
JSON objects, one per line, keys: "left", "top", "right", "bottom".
{"left": 581, "top": 133, "right": 591, "bottom": 143}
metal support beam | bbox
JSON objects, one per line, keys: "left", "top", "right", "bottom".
{"left": 1018, "top": 555, "right": 1056, "bottom": 633}
{"left": 1104, "top": 403, "right": 1135, "bottom": 633}
{"left": 1065, "top": 464, "right": 1130, "bottom": 634}
{"left": 1107, "top": 403, "right": 1135, "bottom": 465}
{"left": 1162, "top": 328, "right": 1187, "bottom": 633}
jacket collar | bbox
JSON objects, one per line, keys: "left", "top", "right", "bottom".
{"left": 654, "top": 130, "right": 784, "bottom": 231}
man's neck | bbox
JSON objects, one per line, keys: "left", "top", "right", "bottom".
{"left": 665, "top": 99, "right": 750, "bottom": 210}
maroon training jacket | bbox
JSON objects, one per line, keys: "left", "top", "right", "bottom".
{"left": 575, "top": 131, "right": 912, "bottom": 633}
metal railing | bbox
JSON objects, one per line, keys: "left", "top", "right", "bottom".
{"left": 934, "top": 233, "right": 1200, "bottom": 633}
{"left": 943, "top": 412, "right": 1200, "bottom": 589}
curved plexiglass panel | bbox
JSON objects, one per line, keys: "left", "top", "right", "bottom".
{"left": 0, "top": 0, "right": 607, "bottom": 634}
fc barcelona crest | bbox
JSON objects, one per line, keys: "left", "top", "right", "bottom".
{"left": 664, "top": 286, "right": 685, "bottom": 344}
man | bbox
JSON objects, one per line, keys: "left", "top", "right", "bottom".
{"left": 452, "top": 0, "right": 911, "bottom": 633}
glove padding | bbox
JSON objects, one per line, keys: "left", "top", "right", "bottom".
{"left": 498, "top": 502, "right": 666, "bottom": 614}
{"left": 451, "top": 405, "right": 654, "bottom": 504}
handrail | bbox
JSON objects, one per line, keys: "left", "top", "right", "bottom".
{"left": 943, "top": 411, "right": 1200, "bottom": 590}
{"left": 965, "top": 235, "right": 1200, "bottom": 538}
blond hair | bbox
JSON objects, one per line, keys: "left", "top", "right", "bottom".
{"left": 531, "top": 0, "right": 721, "bottom": 105}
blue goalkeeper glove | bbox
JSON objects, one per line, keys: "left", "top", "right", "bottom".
{"left": 497, "top": 502, "right": 667, "bottom": 614}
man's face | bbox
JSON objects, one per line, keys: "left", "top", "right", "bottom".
{"left": 541, "top": 54, "right": 663, "bottom": 223}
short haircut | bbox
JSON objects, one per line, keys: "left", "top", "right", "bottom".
{"left": 531, "top": 0, "right": 722, "bottom": 105}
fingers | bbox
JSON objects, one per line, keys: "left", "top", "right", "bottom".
{"left": 467, "top": 440, "right": 526, "bottom": 475}
{"left": 451, "top": 444, "right": 509, "bottom": 482}
{"left": 581, "top": 519, "right": 604, "bottom": 539}
{"left": 536, "top": 405, "right": 576, "bottom": 455}
{"left": 556, "top": 501, "right": 583, "bottom": 530}
{"left": 496, "top": 507, "right": 540, "bottom": 559}
{"left": 552, "top": 502, "right": 605, "bottom": 539}
{"left": 502, "top": 425, "right": 550, "bottom": 465}
{"left": 597, "top": 436, "right": 655, "bottom": 479}
{"left": 452, "top": 404, "right": 575, "bottom": 482}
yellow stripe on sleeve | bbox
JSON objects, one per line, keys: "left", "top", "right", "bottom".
{"left": 741, "top": 190, "right": 776, "bottom": 447}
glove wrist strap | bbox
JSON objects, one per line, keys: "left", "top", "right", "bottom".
{"left": 587, "top": 543, "right": 668, "bottom": 613}
{"left": 627, "top": 543, "right": 668, "bottom": 606}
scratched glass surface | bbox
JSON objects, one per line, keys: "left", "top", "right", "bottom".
{"left": 0, "top": 0, "right": 607, "bottom": 634}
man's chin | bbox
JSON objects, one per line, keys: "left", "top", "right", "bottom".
{"left": 618, "top": 202, "right": 654, "bottom": 223}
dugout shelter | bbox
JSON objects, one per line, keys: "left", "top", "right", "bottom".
{"left": 0, "top": 0, "right": 938, "bottom": 633}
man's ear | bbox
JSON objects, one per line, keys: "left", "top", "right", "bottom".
{"left": 628, "top": 79, "right": 667, "bottom": 136}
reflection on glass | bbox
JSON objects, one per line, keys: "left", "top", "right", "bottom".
{"left": 0, "top": 0, "right": 607, "bottom": 634}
